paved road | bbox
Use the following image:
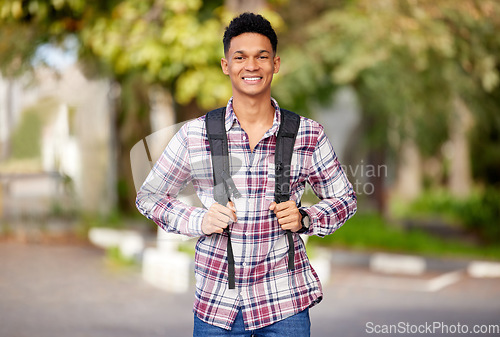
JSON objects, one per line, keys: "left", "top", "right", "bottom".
{"left": 1, "top": 242, "right": 499, "bottom": 337}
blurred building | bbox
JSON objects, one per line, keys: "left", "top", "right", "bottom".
{"left": 0, "top": 65, "right": 116, "bottom": 220}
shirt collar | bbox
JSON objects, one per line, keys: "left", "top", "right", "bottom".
{"left": 224, "top": 97, "right": 281, "bottom": 135}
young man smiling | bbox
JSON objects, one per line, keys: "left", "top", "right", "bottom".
{"left": 136, "top": 13, "right": 357, "bottom": 336}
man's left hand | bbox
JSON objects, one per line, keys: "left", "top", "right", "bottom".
{"left": 269, "top": 200, "right": 302, "bottom": 232}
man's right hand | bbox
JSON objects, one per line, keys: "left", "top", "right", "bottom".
{"left": 201, "top": 201, "right": 237, "bottom": 235}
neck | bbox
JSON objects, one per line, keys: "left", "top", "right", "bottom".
{"left": 232, "top": 93, "right": 274, "bottom": 126}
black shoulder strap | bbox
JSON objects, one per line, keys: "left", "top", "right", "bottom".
{"left": 274, "top": 109, "right": 301, "bottom": 203}
{"left": 205, "top": 107, "right": 235, "bottom": 289}
{"left": 206, "top": 107, "right": 230, "bottom": 205}
{"left": 205, "top": 107, "right": 301, "bottom": 285}
{"left": 274, "top": 109, "right": 301, "bottom": 271}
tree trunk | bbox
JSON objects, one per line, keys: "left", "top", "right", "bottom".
{"left": 368, "top": 148, "right": 387, "bottom": 215}
{"left": 1, "top": 77, "right": 14, "bottom": 161}
{"left": 175, "top": 99, "right": 204, "bottom": 123}
{"left": 395, "top": 138, "right": 422, "bottom": 201}
{"left": 448, "top": 95, "right": 473, "bottom": 198}
{"left": 115, "top": 74, "right": 152, "bottom": 213}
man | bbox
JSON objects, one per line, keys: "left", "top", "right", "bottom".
{"left": 136, "top": 12, "right": 357, "bottom": 336}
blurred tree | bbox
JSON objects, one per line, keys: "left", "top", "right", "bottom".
{"left": 0, "top": 0, "right": 284, "bottom": 212}
{"left": 78, "top": 0, "right": 284, "bottom": 208}
{"left": 79, "top": 0, "right": 229, "bottom": 210}
{"left": 0, "top": 0, "right": 145, "bottom": 212}
{"left": 0, "top": 0, "right": 224, "bottom": 211}
{"left": 275, "top": 0, "right": 500, "bottom": 211}
{"left": 3, "top": 0, "right": 498, "bottom": 215}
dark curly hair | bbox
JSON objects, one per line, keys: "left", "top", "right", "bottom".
{"left": 223, "top": 12, "right": 278, "bottom": 55}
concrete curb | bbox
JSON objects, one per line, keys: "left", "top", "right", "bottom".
{"left": 324, "top": 248, "right": 500, "bottom": 278}
{"left": 87, "top": 228, "right": 500, "bottom": 280}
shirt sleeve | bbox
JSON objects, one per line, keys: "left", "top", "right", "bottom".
{"left": 302, "top": 126, "right": 357, "bottom": 237}
{"left": 135, "top": 124, "right": 207, "bottom": 237}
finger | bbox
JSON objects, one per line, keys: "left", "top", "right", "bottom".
{"left": 207, "top": 223, "right": 225, "bottom": 234}
{"left": 277, "top": 212, "right": 300, "bottom": 225}
{"left": 211, "top": 203, "right": 236, "bottom": 223}
{"left": 219, "top": 202, "right": 236, "bottom": 222}
{"left": 212, "top": 213, "right": 233, "bottom": 228}
{"left": 280, "top": 222, "right": 300, "bottom": 232}
{"left": 213, "top": 223, "right": 226, "bottom": 233}
{"left": 226, "top": 201, "right": 238, "bottom": 222}
{"left": 278, "top": 213, "right": 301, "bottom": 231}
{"left": 204, "top": 209, "right": 229, "bottom": 229}
{"left": 202, "top": 214, "right": 227, "bottom": 235}
{"left": 269, "top": 202, "right": 277, "bottom": 211}
{"left": 273, "top": 200, "right": 296, "bottom": 212}
{"left": 227, "top": 201, "right": 236, "bottom": 212}
{"left": 275, "top": 206, "right": 298, "bottom": 220}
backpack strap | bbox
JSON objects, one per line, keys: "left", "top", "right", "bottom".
{"left": 206, "top": 107, "right": 236, "bottom": 289}
{"left": 274, "top": 109, "right": 301, "bottom": 270}
{"left": 206, "top": 107, "right": 230, "bottom": 205}
{"left": 205, "top": 107, "right": 301, "bottom": 287}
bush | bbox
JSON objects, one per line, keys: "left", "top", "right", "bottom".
{"left": 307, "top": 211, "right": 500, "bottom": 259}
{"left": 397, "top": 188, "right": 500, "bottom": 245}
{"left": 458, "top": 188, "right": 500, "bottom": 244}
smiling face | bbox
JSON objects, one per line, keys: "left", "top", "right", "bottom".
{"left": 221, "top": 33, "right": 281, "bottom": 100}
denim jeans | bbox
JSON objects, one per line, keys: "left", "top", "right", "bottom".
{"left": 193, "top": 308, "right": 311, "bottom": 337}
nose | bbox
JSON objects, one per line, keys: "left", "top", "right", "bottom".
{"left": 245, "top": 57, "right": 259, "bottom": 71}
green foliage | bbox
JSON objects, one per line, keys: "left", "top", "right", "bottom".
{"left": 80, "top": 208, "right": 126, "bottom": 229}
{"left": 458, "top": 188, "right": 500, "bottom": 244}
{"left": 3, "top": 0, "right": 500, "bottom": 215}
{"left": 468, "top": 87, "right": 500, "bottom": 185}
{"left": 0, "top": 0, "right": 118, "bottom": 76}
{"left": 276, "top": 0, "right": 500, "bottom": 167}
{"left": 74, "top": 208, "right": 126, "bottom": 242}
{"left": 10, "top": 109, "right": 42, "bottom": 159}
{"left": 105, "top": 246, "right": 139, "bottom": 269}
{"left": 398, "top": 189, "right": 460, "bottom": 219}
{"left": 0, "top": 0, "right": 282, "bottom": 111}
{"left": 80, "top": 0, "right": 228, "bottom": 110}
{"left": 309, "top": 212, "right": 500, "bottom": 260}
{"left": 396, "top": 188, "right": 500, "bottom": 245}
{"left": 9, "top": 96, "right": 61, "bottom": 160}
{"left": 178, "top": 240, "right": 196, "bottom": 258}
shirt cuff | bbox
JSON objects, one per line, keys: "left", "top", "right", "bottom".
{"left": 188, "top": 207, "right": 208, "bottom": 237}
{"left": 299, "top": 207, "right": 314, "bottom": 235}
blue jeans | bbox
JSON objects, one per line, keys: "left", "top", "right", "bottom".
{"left": 193, "top": 308, "right": 310, "bottom": 337}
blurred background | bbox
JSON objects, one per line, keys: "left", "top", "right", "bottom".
{"left": 1, "top": 0, "right": 499, "bottom": 336}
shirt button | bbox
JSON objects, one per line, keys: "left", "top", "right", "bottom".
{"left": 243, "top": 135, "right": 247, "bottom": 140}
{"left": 242, "top": 262, "right": 247, "bottom": 267}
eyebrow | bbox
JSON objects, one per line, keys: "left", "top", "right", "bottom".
{"left": 233, "top": 49, "right": 271, "bottom": 55}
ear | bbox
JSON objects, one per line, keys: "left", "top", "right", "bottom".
{"left": 273, "top": 55, "right": 281, "bottom": 74}
{"left": 221, "top": 58, "right": 229, "bottom": 75}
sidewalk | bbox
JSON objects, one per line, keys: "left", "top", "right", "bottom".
{"left": 1, "top": 241, "right": 500, "bottom": 337}
{"left": 0, "top": 241, "right": 195, "bottom": 337}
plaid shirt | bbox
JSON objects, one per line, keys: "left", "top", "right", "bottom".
{"left": 136, "top": 97, "right": 357, "bottom": 330}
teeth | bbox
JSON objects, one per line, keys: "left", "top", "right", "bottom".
{"left": 244, "top": 77, "right": 261, "bottom": 81}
